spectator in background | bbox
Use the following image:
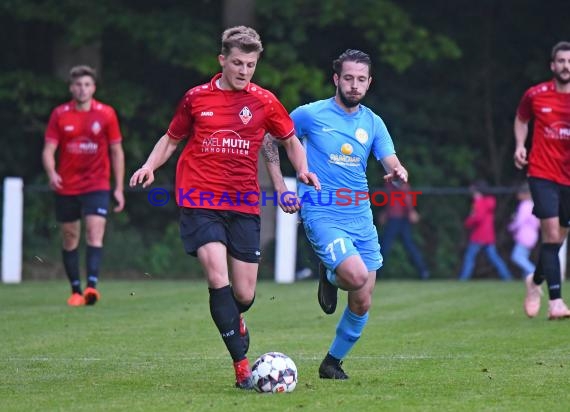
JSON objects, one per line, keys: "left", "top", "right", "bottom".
{"left": 508, "top": 183, "right": 541, "bottom": 308}
{"left": 377, "top": 181, "right": 429, "bottom": 280}
{"left": 458, "top": 180, "right": 513, "bottom": 281}
{"left": 42, "top": 65, "right": 125, "bottom": 307}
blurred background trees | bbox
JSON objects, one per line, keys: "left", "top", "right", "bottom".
{"left": 0, "top": 0, "right": 566, "bottom": 280}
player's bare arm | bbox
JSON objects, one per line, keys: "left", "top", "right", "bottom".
{"left": 261, "top": 133, "right": 301, "bottom": 213}
{"left": 261, "top": 133, "right": 287, "bottom": 191}
{"left": 280, "top": 135, "right": 321, "bottom": 190}
{"left": 110, "top": 142, "right": 125, "bottom": 212}
{"left": 513, "top": 116, "right": 529, "bottom": 169}
{"left": 129, "top": 134, "right": 180, "bottom": 188}
{"left": 381, "top": 154, "right": 408, "bottom": 185}
{"left": 41, "top": 141, "right": 63, "bottom": 190}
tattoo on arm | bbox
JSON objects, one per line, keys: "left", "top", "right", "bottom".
{"left": 262, "top": 133, "right": 281, "bottom": 164}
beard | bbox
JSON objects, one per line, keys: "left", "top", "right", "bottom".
{"left": 554, "top": 70, "right": 570, "bottom": 84}
{"left": 337, "top": 87, "right": 363, "bottom": 108}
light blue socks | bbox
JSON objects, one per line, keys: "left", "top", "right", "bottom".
{"left": 329, "top": 306, "right": 369, "bottom": 360}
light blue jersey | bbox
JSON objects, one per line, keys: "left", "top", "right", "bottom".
{"left": 291, "top": 97, "right": 396, "bottom": 272}
{"left": 291, "top": 97, "right": 395, "bottom": 221}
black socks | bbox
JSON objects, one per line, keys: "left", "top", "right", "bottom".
{"left": 535, "top": 243, "right": 562, "bottom": 300}
{"left": 86, "top": 246, "right": 103, "bottom": 288}
{"left": 62, "top": 248, "right": 81, "bottom": 294}
{"left": 209, "top": 286, "right": 245, "bottom": 361}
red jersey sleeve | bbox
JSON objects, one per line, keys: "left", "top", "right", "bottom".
{"left": 45, "top": 108, "right": 61, "bottom": 145}
{"left": 167, "top": 94, "right": 193, "bottom": 140}
{"left": 264, "top": 94, "right": 295, "bottom": 140}
{"left": 106, "top": 107, "right": 123, "bottom": 143}
{"left": 516, "top": 89, "right": 533, "bottom": 122}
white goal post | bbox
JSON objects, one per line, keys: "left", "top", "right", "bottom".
{"left": 274, "top": 177, "right": 297, "bottom": 284}
{"left": 2, "top": 177, "right": 23, "bottom": 284}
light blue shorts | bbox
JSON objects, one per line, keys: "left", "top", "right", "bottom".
{"left": 302, "top": 212, "right": 382, "bottom": 272}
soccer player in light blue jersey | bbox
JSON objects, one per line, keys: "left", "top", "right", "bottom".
{"left": 263, "top": 49, "right": 409, "bottom": 379}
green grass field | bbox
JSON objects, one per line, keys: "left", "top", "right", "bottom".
{"left": 1, "top": 279, "right": 570, "bottom": 411}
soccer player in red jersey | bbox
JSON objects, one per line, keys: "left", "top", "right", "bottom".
{"left": 514, "top": 41, "right": 570, "bottom": 320}
{"left": 129, "top": 26, "right": 319, "bottom": 390}
{"left": 42, "top": 65, "right": 125, "bottom": 307}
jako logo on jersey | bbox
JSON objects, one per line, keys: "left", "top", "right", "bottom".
{"left": 91, "top": 121, "right": 101, "bottom": 135}
{"left": 64, "top": 125, "right": 75, "bottom": 132}
{"left": 239, "top": 106, "right": 252, "bottom": 125}
{"left": 541, "top": 107, "right": 552, "bottom": 113}
{"left": 201, "top": 111, "right": 214, "bottom": 116}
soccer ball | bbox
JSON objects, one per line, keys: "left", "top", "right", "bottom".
{"left": 251, "top": 352, "right": 298, "bottom": 393}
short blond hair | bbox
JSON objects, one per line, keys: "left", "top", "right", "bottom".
{"left": 221, "top": 26, "right": 263, "bottom": 56}
{"left": 68, "top": 65, "right": 97, "bottom": 83}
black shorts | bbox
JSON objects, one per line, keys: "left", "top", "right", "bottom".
{"left": 179, "top": 208, "right": 261, "bottom": 263}
{"left": 528, "top": 177, "right": 570, "bottom": 227}
{"left": 55, "top": 190, "right": 110, "bottom": 223}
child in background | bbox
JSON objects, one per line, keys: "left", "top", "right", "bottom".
{"left": 508, "top": 183, "right": 541, "bottom": 315}
{"left": 458, "top": 180, "right": 513, "bottom": 281}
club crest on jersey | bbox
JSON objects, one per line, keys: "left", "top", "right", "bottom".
{"left": 239, "top": 106, "right": 252, "bottom": 125}
{"left": 91, "top": 121, "right": 102, "bottom": 135}
{"left": 355, "top": 128, "right": 368, "bottom": 144}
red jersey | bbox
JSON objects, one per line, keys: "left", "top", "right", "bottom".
{"left": 45, "top": 99, "right": 122, "bottom": 195}
{"left": 516, "top": 80, "right": 570, "bottom": 185}
{"left": 167, "top": 73, "right": 295, "bottom": 215}
{"left": 464, "top": 195, "right": 496, "bottom": 244}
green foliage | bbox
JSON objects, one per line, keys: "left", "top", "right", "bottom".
{"left": 256, "top": 44, "right": 328, "bottom": 108}
{"left": 0, "top": 72, "right": 64, "bottom": 178}
{"left": 258, "top": 0, "right": 461, "bottom": 73}
{"left": 111, "top": 9, "right": 219, "bottom": 73}
{"left": 146, "top": 223, "right": 203, "bottom": 278}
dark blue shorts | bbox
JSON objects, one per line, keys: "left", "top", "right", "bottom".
{"left": 528, "top": 177, "right": 570, "bottom": 227}
{"left": 54, "top": 190, "right": 110, "bottom": 223}
{"left": 179, "top": 208, "right": 261, "bottom": 263}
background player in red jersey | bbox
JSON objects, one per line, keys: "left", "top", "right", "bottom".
{"left": 42, "top": 65, "right": 125, "bottom": 307}
{"left": 129, "top": 26, "right": 319, "bottom": 390}
{"left": 514, "top": 41, "right": 570, "bottom": 320}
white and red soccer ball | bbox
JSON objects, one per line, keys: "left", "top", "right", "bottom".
{"left": 251, "top": 352, "right": 298, "bottom": 393}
